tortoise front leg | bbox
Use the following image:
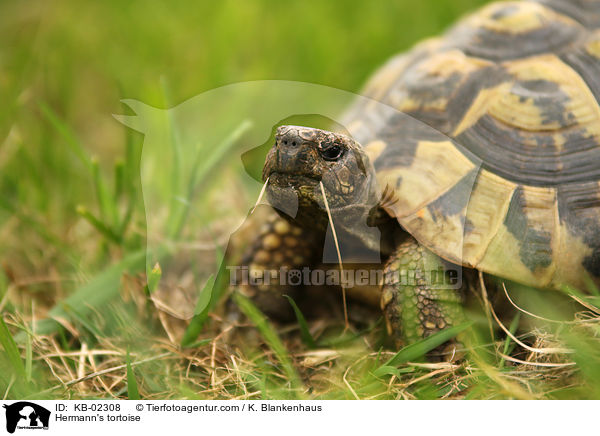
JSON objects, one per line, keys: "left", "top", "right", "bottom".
{"left": 381, "top": 236, "right": 465, "bottom": 358}
{"left": 233, "top": 207, "right": 322, "bottom": 320}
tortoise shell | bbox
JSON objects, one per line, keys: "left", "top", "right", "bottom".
{"left": 342, "top": 0, "right": 600, "bottom": 291}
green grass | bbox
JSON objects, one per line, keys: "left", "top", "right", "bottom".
{"left": 0, "top": 318, "right": 26, "bottom": 380}
{"left": 126, "top": 349, "right": 140, "bottom": 400}
{"left": 3, "top": 0, "right": 600, "bottom": 400}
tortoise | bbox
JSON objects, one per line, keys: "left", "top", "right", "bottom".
{"left": 234, "top": 0, "right": 600, "bottom": 350}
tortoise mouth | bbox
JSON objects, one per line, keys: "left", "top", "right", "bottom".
{"left": 267, "top": 171, "right": 321, "bottom": 188}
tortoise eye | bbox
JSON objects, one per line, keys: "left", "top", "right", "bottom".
{"left": 320, "top": 144, "right": 344, "bottom": 161}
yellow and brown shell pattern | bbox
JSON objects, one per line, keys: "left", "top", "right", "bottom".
{"left": 343, "top": 0, "right": 600, "bottom": 291}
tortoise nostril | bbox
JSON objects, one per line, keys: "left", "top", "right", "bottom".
{"left": 279, "top": 137, "right": 299, "bottom": 147}
{"left": 276, "top": 127, "right": 318, "bottom": 149}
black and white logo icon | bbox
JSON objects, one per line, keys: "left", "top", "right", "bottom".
{"left": 2, "top": 402, "right": 50, "bottom": 434}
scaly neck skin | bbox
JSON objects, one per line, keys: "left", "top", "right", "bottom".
{"left": 271, "top": 173, "right": 400, "bottom": 263}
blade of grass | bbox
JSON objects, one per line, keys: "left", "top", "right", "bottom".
{"left": 91, "top": 157, "right": 119, "bottom": 229}
{"left": 369, "top": 365, "right": 413, "bottom": 379}
{"left": 180, "top": 245, "right": 225, "bottom": 343}
{"left": 25, "top": 330, "right": 32, "bottom": 383}
{"left": 0, "top": 197, "right": 71, "bottom": 253}
{"left": 161, "top": 78, "right": 184, "bottom": 240}
{"left": 317, "top": 321, "right": 379, "bottom": 347}
{"left": 14, "top": 146, "right": 44, "bottom": 198}
{"left": 0, "top": 318, "right": 26, "bottom": 379}
{"left": 117, "top": 198, "right": 136, "bottom": 242}
{"left": 126, "top": 350, "right": 140, "bottom": 400}
{"left": 283, "top": 295, "right": 316, "bottom": 349}
{"left": 232, "top": 292, "right": 305, "bottom": 397}
{"left": 561, "top": 284, "right": 600, "bottom": 313}
{"left": 76, "top": 205, "right": 122, "bottom": 244}
{"left": 25, "top": 248, "right": 150, "bottom": 338}
{"left": 171, "top": 119, "right": 252, "bottom": 239}
{"left": 117, "top": 125, "right": 139, "bottom": 239}
{"left": 61, "top": 303, "right": 103, "bottom": 341}
{"left": 0, "top": 270, "right": 7, "bottom": 312}
{"left": 38, "top": 101, "right": 92, "bottom": 170}
{"left": 114, "top": 159, "right": 125, "bottom": 200}
{"left": 181, "top": 274, "right": 215, "bottom": 347}
{"left": 145, "top": 263, "right": 162, "bottom": 295}
{"left": 560, "top": 283, "right": 594, "bottom": 301}
{"left": 498, "top": 312, "right": 520, "bottom": 368}
{"left": 374, "top": 321, "right": 472, "bottom": 376}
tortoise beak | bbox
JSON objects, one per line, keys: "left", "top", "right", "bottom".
{"left": 264, "top": 126, "right": 320, "bottom": 183}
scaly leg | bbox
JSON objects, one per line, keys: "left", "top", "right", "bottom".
{"left": 233, "top": 207, "right": 322, "bottom": 319}
{"left": 381, "top": 236, "right": 465, "bottom": 357}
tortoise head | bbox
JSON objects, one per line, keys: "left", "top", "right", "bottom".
{"left": 263, "top": 125, "right": 379, "bottom": 228}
